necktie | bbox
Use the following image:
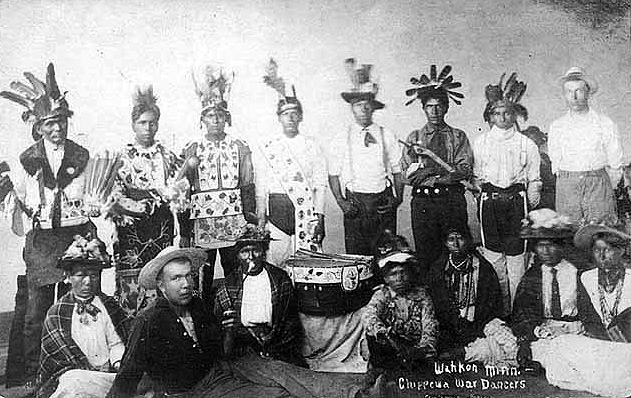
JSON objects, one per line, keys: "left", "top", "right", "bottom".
{"left": 551, "top": 267, "right": 562, "bottom": 319}
{"left": 363, "top": 128, "right": 377, "bottom": 147}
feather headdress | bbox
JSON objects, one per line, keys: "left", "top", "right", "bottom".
{"left": 191, "top": 65, "right": 234, "bottom": 117}
{"left": 483, "top": 72, "right": 528, "bottom": 123}
{"left": 131, "top": 84, "right": 160, "bottom": 121}
{"left": 0, "top": 62, "right": 73, "bottom": 124}
{"left": 405, "top": 65, "right": 463, "bottom": 106}
{"left": 263, "top": 58, "right": 302, "bottom": 115}
{"left": 340, "top": 58, "right": 384, "bottom": 109}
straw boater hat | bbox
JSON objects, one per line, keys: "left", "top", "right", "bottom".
{"left": 57, "top": 234, "right": 111, "bottom": 270}
{"left": 139, "top": 246, "right": 207, "bottom": 290}
{"left": 191, "top": 64, "right": 234, "bottom": 125}
{"left": 519, "top": 208, "right": 577, "bottom": 240}
{"left": 559, "top": 67, "right": 598, "bottom": 95}
{"left": 573, "top": 224, "right": 631, "bottom": 251}
{"left": 0, "top": 63, "right": 74, "bottom": 140}
{"left": 263, "top": 58, "right": 303, "bottom": 116}
{"left": 405, "top": 64, "right": 464, "bottom": 108}
{"left": 340, "top": 58, "right": 385, "bottom": 110}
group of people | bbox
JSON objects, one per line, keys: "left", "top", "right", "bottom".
{"left": 0, "top": 57, "right": 628, "bottom": 398}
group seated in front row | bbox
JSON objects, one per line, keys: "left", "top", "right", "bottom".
{"left": 107, "top": 225, "right": 384, "bottom": 398}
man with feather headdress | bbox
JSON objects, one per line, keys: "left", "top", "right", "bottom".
{"left": 329, "top": 58, "right": 404, "bottom": 255}
{"left": 108, "top": 85, "right": 182, "bottom": 313}
{"left": 178, "top": 65, "right": 256, "bottom": 287}
{"left": 401, "top": 65, "right": 474, "bottom": 273}
{"left": 256, "top": 58, "right": 327, "bottom": 265}
{"left": 473, "top": 72, "right": 541, "bottom": 316}
{"left": 0, "top": 63, "right": 97, "bottom": 386}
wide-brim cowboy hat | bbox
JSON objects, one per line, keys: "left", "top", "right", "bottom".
{"left": 573, "top": 224, "right": 631, "bottom": 251}
{"left": 139, "top": 246, "right": 208, "bottom": 290}
{"left": 520, "top": 226, "right": 577, "bottom": 240}
{"left": 559, "top": 67, "right": 598, "bottom": 95}
{"left": 520, "top": 208, "right": 577, "bottom": 240}
{"left": 340, "top": 92, "right": 385, "bottom": 110}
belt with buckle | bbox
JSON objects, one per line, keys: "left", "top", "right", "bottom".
{"left": 412, "top": 185, "right": 462, "bottom": 198}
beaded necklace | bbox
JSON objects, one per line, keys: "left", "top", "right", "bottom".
{"left": 598, "top": 272, "right": 625, "bottom": 327}
{"left": 447, "top": 254, "right": 475, "bottom": 316}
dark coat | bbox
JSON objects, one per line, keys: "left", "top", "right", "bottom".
{"left": 428, "top": 251, "right": 502, "bottom": 349}
{"left": 106, "top": 297, "right": 223, "bottom": 397}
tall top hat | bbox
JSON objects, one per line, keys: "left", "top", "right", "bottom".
{"left": 1, "top": 62, "right": 74, "bottom": 125}
{"left": 263, "top": 58, "right": 303, "bottom": 115}
{"left": 405, "top": 65, "right": 463, "bottom": 107}
{"left": 340, "top": 58, "right": 384, "bottom": 110}
{"left": 191, "top": 65, "right": 234, "bottom": 124}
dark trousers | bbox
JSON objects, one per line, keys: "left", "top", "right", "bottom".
{"left": 479, "top": 188, "right": 526, "bottom": 255}
{"left": 6, "top": 274, "right": 28, "bottom": 387}
{"left": 202, "top": 246, "right": 237, "bottom": 301}
{"left": 411, "top": 188, "right": 469, "bottom": 274}
{"left": 24, "top": 281, "right": 69, "bottom": 379}
{"left": 343, "top": 189, "right": 396, "bottom": 255}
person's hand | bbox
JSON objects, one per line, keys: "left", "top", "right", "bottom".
{"left": 313, "top": 218, "right": 325, "bottom": 243}
{"left": 534, "top": 325, "right": 554, "bottom": 339}
{"left": 527, "top": 182, "right": 541, "bottom": 208}
{"left": 408, "top": 167, "right": 439, "bottom": 187}
{"left": 337, "top": 199, "right": 355, "bottom": 216}
{"left": 0, "top": 174, "right": 14, "bottom": 201}
{"left": 222, "top": 310, "right": 240, "bottom": 331}
{"left": 179, "top": 237, "right": 191, "bottom": 248}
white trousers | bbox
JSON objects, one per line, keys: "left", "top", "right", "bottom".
{"left": 481, "top": 248, "right": 525, "bottom": 316}
{"left": 50, "top": 369, "right": 116, "bottom": 398}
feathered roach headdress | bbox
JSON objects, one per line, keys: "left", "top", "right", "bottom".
{"left": 405, "top": 65, "right": 463, "bottom": 107}
{"left": 340, "top": 58, "right": 384, "bottom": 110}
{"left": 191, "top": 65, "right": 234, "bottom": 125}
{"left": 263, "top": 58, "right": 302, "bottom": 115}
{"left": 131, "top": 84, "right": 160, "bottom": 122}
{"left": 0, "top": 63, "right": 73, "bottom": 126}
{"left": 483, "top": 72, "right": 528, "bottom": 124}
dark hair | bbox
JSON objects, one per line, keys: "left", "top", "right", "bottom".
{"left": 420, "top": 89, "right": 449, "bottom": 111}
{"left": 132, "top": 104, "right": 161, "bottom": 123}
{"left": 592, "top": 232, "right": 628, "bottom": 249}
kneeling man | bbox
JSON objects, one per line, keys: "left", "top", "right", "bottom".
{"left": 38, "top": 234, "right": 131, "bottom": 398}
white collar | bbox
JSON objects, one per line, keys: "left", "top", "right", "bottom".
{"left": 489, "top": 125, "right": 517, "bottom": 140}
{"left": 44, "top": 139, "right": 65, "bottom": 154}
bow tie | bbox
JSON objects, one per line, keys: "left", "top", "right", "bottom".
{"left": 75, "top": 296, "right": 101, "bottom": 323}
{"left": 362, "top": 129, "right": 377, "bottom": 147}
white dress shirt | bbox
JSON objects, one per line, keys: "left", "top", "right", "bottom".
{"left": 328, "top": 123, "right": 402, "bottom": 193}
{"left": 541, "top": 260, "right": 578, "bottom": 318}
{"left": 71, "top": 296, "right": 125, "bottom": 371}
{"left": 549, "top": 108, "right": 623, "bottom": 174}
{"left": 473, "top": 126, "right": 540, "bottom": 188}
{"left": 240, "top": 269, "right": 273, "bottom": 327}
{"left": 255, "top": 134, "right": 328, "bottom": 213}
{"left": 44, "top": 139, "right": 65, "bottom": 177}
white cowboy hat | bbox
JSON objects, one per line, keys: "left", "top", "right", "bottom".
{"left": 139, "top": 246, "right": 207, "bottom": 289}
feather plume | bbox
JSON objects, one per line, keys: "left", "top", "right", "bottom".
{"left": 23, "top": 72, "right": 46, "bottom": 97}
{"left": 437, "top": 65, "right": 452, "bottom": 82}
{"left": 420, "top": 74, "right": 430, "bottom": 85}
{"left": 484, "top": 84, "right": 503, "bottom": 103}
{"left": 357, "top": 64, "right": 371, "bottom": 85}
{"left": 132, "top": 84, "right": 158, "bottom": 109}
{"left": 430, "top": 65, "right": 437, "bottom": 81}
{"left": 0, "top": 91, "right": 33, "bottom": 109}
{"left": 513, "top": 82, "right": 527, "bottom": 104}
{"left": 10, "top": 82, "right": 37, "bottom": 99}
{"left": 503, "top": 72, "right": 517, "bottom": 98}
{"left": 345, "top": 58, "right": 358, "bottom": 90}
{"left": 263, "top": 58, "right": 286, "bottom": 98}
{"left": 46, "top": 63, "right": 60, "bottom": 99}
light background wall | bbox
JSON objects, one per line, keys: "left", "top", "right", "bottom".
{"left": 0, "top": 0, "right": 629, "bottom": 312}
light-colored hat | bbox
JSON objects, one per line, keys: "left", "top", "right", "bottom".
{"left": 57, "top": 233, "right": 111, "bottom": 270}
{"left": 559, "top": 67, "right": 598, "bottom": 95}
{"left": 520, "top": 208, "right": 576, "bottom": 240}
{"left": 340, "top": 58, "right": 385, "bottom": 110}
{"left": 574, "top": 224, "right": 631, "bottom": 251}
{"left": 139, "top": 246, "right": 207, "bottom": 289}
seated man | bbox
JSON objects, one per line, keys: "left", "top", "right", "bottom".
{"left": 109, "top": 245, "right": 381, "bottom": 398}
{"left": 215, "top": 224, "right": 305, "bottom": 366}
{"left": 511, "top": 210, "right": 582, "bottom": 369}
{"left": 361, "top": 252, "right": 439, "bottom": 378}
{"left": 38, "top": 234, "right": 132, "bottom": 398}
{"left": 428, "top": 230, "right": 511, "bottom": 364}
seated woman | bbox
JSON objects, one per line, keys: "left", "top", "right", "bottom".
{"left": 526, "top": 224, "right": 631, "bottom": 397}
{"left": 428, "top": 230, "right": 516, "bottom": 367}
{"left": 361, "top": 252, "right": 438, "bottom": 378}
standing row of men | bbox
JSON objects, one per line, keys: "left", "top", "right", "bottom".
{"left": 0, "top": 59, "right": 624, "bottom": 388}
